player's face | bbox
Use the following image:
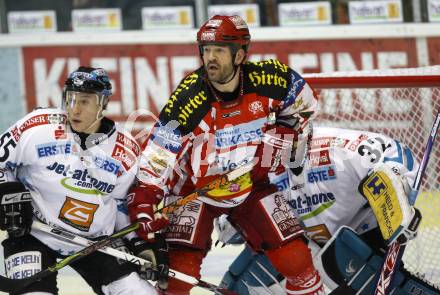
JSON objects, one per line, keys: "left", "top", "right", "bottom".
{"left": 65, "top": 91, "right": 102, "bottom": 133}
{"left": 202, "top": 45, "right": 235, "bottom": 83}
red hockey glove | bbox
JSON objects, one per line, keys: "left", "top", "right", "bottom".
{"left": 252, "top": 124, "right": 297, "bottom": 186}
{"left": 127, "top": 185, "right": 169, "bottom": 241}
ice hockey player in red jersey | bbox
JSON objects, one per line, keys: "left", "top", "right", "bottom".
{"left": 128, "top": 14, "right": 324, "bottom": 294}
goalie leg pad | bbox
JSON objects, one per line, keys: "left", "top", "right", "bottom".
{"left": 220, "top": 245, "right": 285, "bottom": 294}
{"left": 317, "top": 227, "right": 438, "bottom": 295}
{"left": 393, "top": 275, "right": 440, "bottom": 295}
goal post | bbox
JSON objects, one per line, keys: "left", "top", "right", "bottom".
{"left": 303, "top": 66, "right": 440, "bottom": 288}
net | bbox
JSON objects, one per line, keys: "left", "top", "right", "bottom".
{"left": 304, "top": 66, "right": 440, "bottom": 288}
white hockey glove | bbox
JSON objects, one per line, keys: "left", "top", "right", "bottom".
{"left": 214, "top": 215, "right": 244, "bottom": 247}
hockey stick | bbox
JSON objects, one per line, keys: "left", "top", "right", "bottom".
{"left": 156, "top": 161, "right": 254, "bottom": 214}
{"left": 373, "top": 107, "right": 440, "bottom": 295}
{"left": 0, "top": 163, "right": 252, "bottom": 293}
{"left": 0, "top": 222, "right": 139, "bottom": 293}
{"left": 31, "top": 221, "right": 237, "bottom": 295}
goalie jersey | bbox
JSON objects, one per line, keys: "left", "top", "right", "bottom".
{"left": 283, "top": 126, "right": 419, "bottom": 245}
{"left": 0, "top": 108, "right": 140, "bottom": 254}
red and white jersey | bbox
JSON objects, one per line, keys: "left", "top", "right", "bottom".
{"left": 0, "top": 108, "right": 140, "bottom": 254}
{"left": 138, "top": 60, "right": 318, "bottom": 207}
{"left": 283, "top": 127, "right": 419, "bottom": 245}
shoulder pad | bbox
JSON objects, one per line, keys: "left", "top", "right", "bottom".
{"left": 243, "top": 60, "right": 291, "bottom": 100}
{"left": 160, "top": 67, "right": 214, "bottom": 134}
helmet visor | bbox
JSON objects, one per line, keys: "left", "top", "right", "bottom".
{"left": 63, "top": 91, "right": 103, "bottom": 111}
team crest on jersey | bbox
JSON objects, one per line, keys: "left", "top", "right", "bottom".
{"left": 59, "top": 197, "right": 99, "bottom": 231}
{"left": 248, "top": 101, "right": 264, "bottom": 115}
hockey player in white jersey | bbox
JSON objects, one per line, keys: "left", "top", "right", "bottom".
{"left": 217, "top": 126, "right": 439, "bottom": 295}
{"left": 0, "top": 67, "right": 159, "bottom": 295}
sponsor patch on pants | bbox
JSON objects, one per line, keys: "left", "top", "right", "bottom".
{"left": 5, "top": 251, "right": 42, "bottom": 279}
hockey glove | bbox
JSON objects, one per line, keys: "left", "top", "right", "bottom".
{"left": 214, "top": 214, "right": 244, "bottom": 246}
{"left": 252, "top": 124, "right": 297, "bottom": 186}
{"left": 130, "top": 234, "right": 169, "bottom": 290}
{"left": 0, "top": 182, "right": 33, "bottom": 238}
{"left": 110, "top": 238, "right": 133, "bottom": 265}
{"left": 127, "top": 186, "right": 169, "bottom": 241}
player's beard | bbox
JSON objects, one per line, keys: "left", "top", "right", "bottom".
{"left": 205, "top": 61, "right": 235, "bottom": 84}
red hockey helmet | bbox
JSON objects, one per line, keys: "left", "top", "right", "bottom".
{"left": 197, "top": 15, "right": 251, "bottom": 54}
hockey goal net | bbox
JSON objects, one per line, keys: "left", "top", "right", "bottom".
{"left": 303, "top": 66, "right": 440, "bottom": 288}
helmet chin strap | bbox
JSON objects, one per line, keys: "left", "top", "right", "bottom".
{"left": 69, "top": 101, "right": 105, "bottom": 134}
{"left": 82, "top": 110, "right": 104, "bottom": 134}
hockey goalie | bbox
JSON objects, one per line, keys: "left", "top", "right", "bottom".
{"left": 216, "top": 126, "right": 439, "bottom": 295}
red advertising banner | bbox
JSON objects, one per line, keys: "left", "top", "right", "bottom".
{"left": 22, "top": 37, "right": 427, "bottom": 120}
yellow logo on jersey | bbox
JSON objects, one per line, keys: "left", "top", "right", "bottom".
{"left": 206, "top": 172, "right": 252, "bottom": 200}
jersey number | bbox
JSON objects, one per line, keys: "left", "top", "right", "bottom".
{"left": 0, "top": 132, "right": 17, "bottom": 162}
{"left": 358, "top": 137, "right": 391, "bottom": 164}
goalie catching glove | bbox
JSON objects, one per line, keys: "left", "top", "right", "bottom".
{"left": 0, "top": 181, "right": 33, "bottom": 238}
{"left": 359, "top": 163, "right": 421, "bottom": 245}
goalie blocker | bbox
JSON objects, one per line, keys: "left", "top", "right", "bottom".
{"left": 359, "top": 163, "right": 422, "bottom": 245}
